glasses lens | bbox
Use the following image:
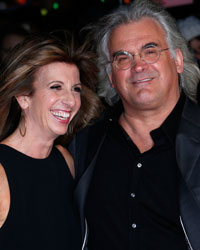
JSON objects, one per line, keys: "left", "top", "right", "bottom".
{"left": 142, "top": 47, "right": 159, "bottom": 64}
{"left": 115, "top": 52, "right": 132, "bottom": 70}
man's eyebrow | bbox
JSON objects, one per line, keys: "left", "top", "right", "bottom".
{"left": 112, "top": 50, "right": 126, "bottom": 58}
{"left": 143, "top": 42, "right": 158, "bottom": 48}
{"left": 112, "top": 42, "right": 159, "bottom": 57}
{"left": 111, "top": 42, "right": 159, "bottom": 58}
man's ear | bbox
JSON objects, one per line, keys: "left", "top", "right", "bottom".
{"left": 175, "top": 49, "right": 184, "bottom": 74}
{"left": 107, "top": 71, "right": 115, "bottom": 88}
{"left": 15, "top": 95, "right": 29, "bottom": 110}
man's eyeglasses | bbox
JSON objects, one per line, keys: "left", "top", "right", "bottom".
{"left": 108, "top": 46, "right": 169, "bottom": 70}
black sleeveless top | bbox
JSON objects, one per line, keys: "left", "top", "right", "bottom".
{"left": 0, "top": 144, "right": 82, "bottom": 250}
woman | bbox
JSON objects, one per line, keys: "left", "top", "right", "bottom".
{"left": 0, "top": 34, "right": 101, "bottom": 249}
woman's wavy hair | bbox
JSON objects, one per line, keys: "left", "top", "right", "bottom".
{"left": 87, "top": 0, "right": 200, "bottom": 105}
{"left": 0, "top": 32, "right": 103, "bottom": 143}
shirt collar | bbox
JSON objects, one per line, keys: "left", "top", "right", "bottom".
{"left": 151, "top": 93, "right": 185, "bottom": 144}
{"left": 105, "top": 100, "right": 123, "bottom": 122}
{"left": 106, "top": 93, "right": 185, "bottom": 144}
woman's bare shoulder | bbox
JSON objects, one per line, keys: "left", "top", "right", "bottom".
{"left": 56, "top": 145, "right": 75, "bottom": 178}
{"left": 0, "top": 163, "right": 10, "bottom": 228}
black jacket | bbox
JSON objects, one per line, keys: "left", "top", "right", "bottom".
{"left": 70, "top": 97, "right": 200, "bottom": 250}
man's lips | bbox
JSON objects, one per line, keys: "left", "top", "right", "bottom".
{"left": 134, "top": 77, "right": 154, "bottom": 84}
{"left": 128, "top": 71, "right": 158, "bottom": 84}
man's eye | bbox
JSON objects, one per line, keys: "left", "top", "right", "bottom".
{"left": 50, "top": 85, "right": 61, "bottom": 90}
{"left": 145, "top": 48, "right": 157, "bottom": 54}
{"left": 117, "top": 55, "right": 129, "bottom": 62}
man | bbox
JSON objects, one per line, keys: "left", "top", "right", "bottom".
{"left": 70, "top": 0, "right": 200, "bottom": 249}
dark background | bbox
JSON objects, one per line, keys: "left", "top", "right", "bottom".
{"left": 0, "top": 0, "right": 200, "bottom": 34}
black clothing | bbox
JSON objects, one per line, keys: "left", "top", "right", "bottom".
{"left": 85, "top": 95, "right": 188, "bottom": 250}
{"left": 70, "top": 96, "right": 200, "bottom": 250}
{"left": 0, "top": 144, "right": 81, "bottom": 250}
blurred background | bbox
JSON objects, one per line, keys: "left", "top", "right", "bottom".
{"left": 0, "top": 0, "right": 199, "bottom": 33}
{"left": 0, "top": 0, "right": 200, "bottom": 66}
{"left": 1, "top": 0, "right": 200, "bottom": 101}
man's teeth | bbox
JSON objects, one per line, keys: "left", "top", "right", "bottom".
{"left": 136, "top": 78, "right": 152, "bottom": 83}
{"left": 51, "top": 111, "right": 70, "bottom": 120}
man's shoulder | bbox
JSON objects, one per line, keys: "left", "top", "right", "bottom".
{"left": 68, "top": 100, "right": 123, "bottom": 160}
{"left": 76, "top": 100, "right": 123, "bottom": 141}
{"left": 76, "top": 111, "right": 107, "bottom": 141}
{"left": 68, "top": 112, "right": 108, "bottom": 180}
{"left": 182, "top": 97, "right": 200, "bottom": 125}
{"left": 68, "top": 111, "right": 107, "bottom": 156}
{"left": 177, "top": 97, "right": 200, "bottom": 140}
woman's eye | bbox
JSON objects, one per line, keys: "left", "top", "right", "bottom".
{"left": 73, "top": 84, "right": 82, "bottom": 93}
{"left": 50, "top": 85, "right": 61, "bottom": 90}
{"left": 73, "top": 86, "right": 82, "bottom": 93}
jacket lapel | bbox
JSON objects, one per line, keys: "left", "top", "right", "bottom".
{"left": 177, "top": 98, "right": 200, "bottom": 186}
{"left": 176, "top": 98, "right": 200, "bottom": 249}
{"left": 74, "top": 133, "right": 106, "bottom": 238}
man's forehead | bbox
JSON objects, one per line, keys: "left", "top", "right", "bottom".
{"left": 110, "top": 18, "right": 165, "bottom": 40}
{"left": 108, "top": 19, "right": 166, "bottom": 52}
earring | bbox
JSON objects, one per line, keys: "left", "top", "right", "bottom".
{"left": 19, "top": 116, "right": 26, "bottom": 137}
{"left": 19, "top": 126, "right": 26, "bottom": 137}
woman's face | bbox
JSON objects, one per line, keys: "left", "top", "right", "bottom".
{"left": 21, "top": 62, "right": 81, "bottom": 141}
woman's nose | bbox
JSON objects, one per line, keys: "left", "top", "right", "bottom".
{"left": 61, "top": 91, "right": 75, "bottom": 107}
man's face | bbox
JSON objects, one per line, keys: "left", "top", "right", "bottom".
{"left": 108, "top": 18, "right": 183, "bottom": 114}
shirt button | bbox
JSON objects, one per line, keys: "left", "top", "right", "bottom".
{"left": 130, "top": 193, "right": 135, "bottom": 198}
{"left": 132, "top": 223, "right": 137, "bottom": 229}
{"left": 137, "top": 163, "right": 142, "bottom": 168}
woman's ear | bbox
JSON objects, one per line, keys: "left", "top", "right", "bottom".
{"left": 15, "top": 95, "right": 29, "bottom": 110}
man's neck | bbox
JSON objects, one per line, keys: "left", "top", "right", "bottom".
{"left": 119, "top": 98, "right": 180, "bottom": 153}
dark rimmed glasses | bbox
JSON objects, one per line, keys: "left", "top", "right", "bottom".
{"left": 108, "top": 46, "right": 169, "bottom": 70}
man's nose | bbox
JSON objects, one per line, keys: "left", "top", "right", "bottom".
{"left": 131, "top": 54, "right": 148, "bottom": 72}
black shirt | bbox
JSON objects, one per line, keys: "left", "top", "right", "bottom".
{"left": 85, "top": 95, "right": 188, "bottom": 250}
